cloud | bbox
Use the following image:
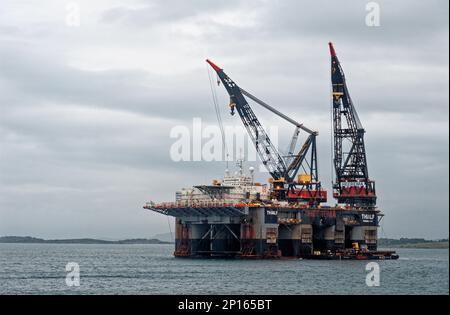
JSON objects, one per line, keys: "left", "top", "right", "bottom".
{"left": 0, "top": 0, "right": 448, "bottom": 239}
{"left": 100, "top": 0, "right": 260, "bottom": 26}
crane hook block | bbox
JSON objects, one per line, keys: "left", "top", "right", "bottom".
{"left": 229, "top": 101, "right": 236, "bottom": 116}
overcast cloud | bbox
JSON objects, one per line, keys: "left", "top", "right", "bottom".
{"left": 0, "top": 0, "right": 448, "bottom": 239}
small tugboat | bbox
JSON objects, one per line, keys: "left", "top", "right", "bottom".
{"left": 308, "top": 242, "right": 399, "bottom": 260}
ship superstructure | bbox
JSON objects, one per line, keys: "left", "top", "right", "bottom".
{"left": 174, "top": 161, "right": 268, "bottom": 206}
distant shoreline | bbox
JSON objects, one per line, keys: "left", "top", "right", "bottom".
{"left": 0, "top": 236, "right": 172, "bottom": 245}
{"left": 0, "top": 236, "right": 447, "bottom": 249}
{"left": 378, "top": 238, "right": 448, "bottom": 249}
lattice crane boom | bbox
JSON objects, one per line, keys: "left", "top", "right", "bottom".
{"left": 329, "top": 43, "right": 376, "bottom": 207}
{"left": 207, "top": 59, "right": 288, "bottom": 180}
{"left": 206, "top": 59, "right": 325, "bottom": 204}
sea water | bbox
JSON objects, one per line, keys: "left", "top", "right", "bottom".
{"left": 0, "top": 244, "right": 448, "bottom": 295}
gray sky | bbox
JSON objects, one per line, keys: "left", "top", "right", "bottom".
{"left": 0, "top": 0, "right": 448, "bottom": 239}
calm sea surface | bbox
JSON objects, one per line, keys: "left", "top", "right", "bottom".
{"left": 0, "top": 244, "right": 448, "bottom": 295}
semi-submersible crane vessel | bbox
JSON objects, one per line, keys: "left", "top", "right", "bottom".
{"left": 144, "top": 43, "right": 398, "bottom": 260}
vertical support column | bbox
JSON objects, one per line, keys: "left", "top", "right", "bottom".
{"left": 323, "top": 225, "right": 336, "bottom": 251}
{"left": 300, "top": 224, "right": 313, "bottom": 255}
{"left": 240, "top": 207, "right": 280, "bottom": 258}
{"left": 240, "top": 208, "right": 264, "bottom": 257}
{"left": 240, "top": 220, "right": 256, "bottom": 257}
{"left": 277, "top": 211, "right": 302, "bottom": 257}
{"left": 350, "top": 226, "right": 365, "bottom": 249}
{"left": 334, "top": 219, "right": 345, "bottom": 249}
{"left": 364, "top": 226, "right": 378, "bottom": 251}
{"left": 174, "top": 219, "right": 191, "bottom": 257}
{"left": 278, "top": 225, "right": 292, "bottom": 256}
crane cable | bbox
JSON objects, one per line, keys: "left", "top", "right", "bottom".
{"left": 167, "top": 215, "right": 173, "bottom": 242}
{"left": 330, "top": 82, "right": 335, "bottom": 186}
{"left": 207, "top": 65, "right": 229, "bottom": 161}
